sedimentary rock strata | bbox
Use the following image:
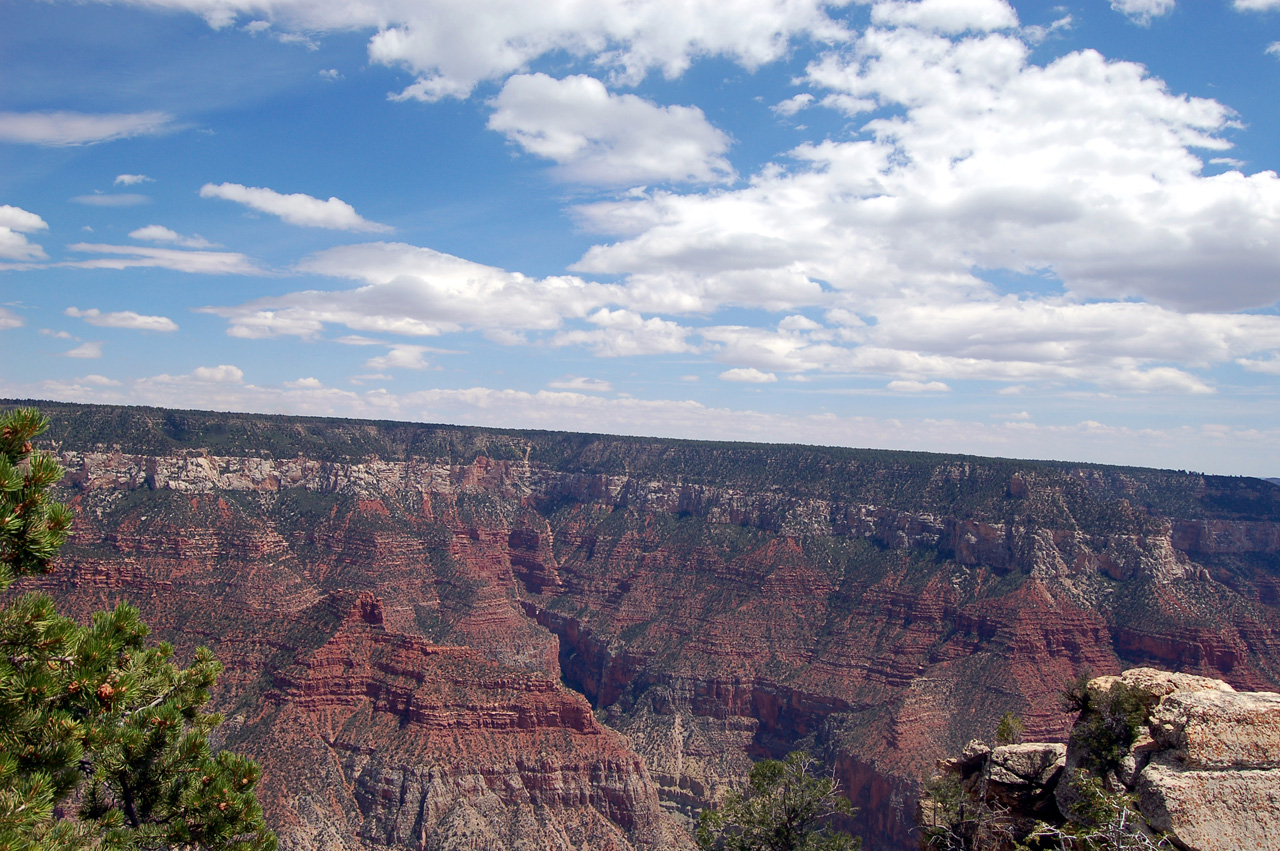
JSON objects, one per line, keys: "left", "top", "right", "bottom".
{"left": 12, "top": 402, "right": 1280, "bottom": 849}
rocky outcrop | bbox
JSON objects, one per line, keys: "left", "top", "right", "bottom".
{"left": 237, "top": 594, "right": 679, "bottom": 851}
{"left": 920, "top": 668, "right": 1280, "bottom": 851}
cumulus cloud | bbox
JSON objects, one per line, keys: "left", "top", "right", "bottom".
{"left": 574, "top": 21, "right": 1280, "bottom": 318}
{"left": 74, "top": 374, "right": 122, "bottom": 386}
{"left": 1021, "top": 14, "right": 1072, "bottom": 45}
{"left": 870, "top": 0, "right": 1019, "bottom": 34}
{"left": 772, "top": 93, "right": 815, "bottom": 116}
{"left": 365, "top": 344, "right": 433, "bottom": 370}
{"left": 693, "top": 303, "right": 1250, "bottom": 394}
{"left": 129, "top": 224, "right": 218, "bottom": 248}
{"left": 0, "top": 308, "right": 23, "bottom": 330}
{"left": 0, "top": 111, "right": 172, "bottom": 145}
{"left": 1234, "top": 0, "right": 1280, "bottom": 9}
{"left": 66, "top": 306, "right": 179, "bottom": 332}
{"left": 548, "top": 376, "right": 613, "bottom": 392}
{"left": 206, "top": 242, "right": 623, "bottom": 338}
{"left": 64, "top": 243, "right": 262, "bottom": 274}
{"left": 114, "top": 174, "right": 153, "bottom": 185}
{"left": 1236, "top": 356, "right": 1280, "bottom": 375}
{"left": 551, "top": 308, "right": 694, "bottom": 356}
{"left": 64, "top": 341, "right": 103, "bottom": 358}
{"left": 199, "top": 183, "right": 392, "bottom": 232}
{"left": 887, "top": 379, "right": 950, "bottom": 392}
{"left": 1268, "top": 42, "right": 1280, "bottom": 57}
{"left": 0, "top": 205, "right": 48, "bottom": 261}
{"left": 187, "top": 365, "right": 243, "bottom": 383}
{"left": 1110, "top": 0, "right": 1175, "bottom": 24}
{"left": 65, "top": 0, "right": 849, "bottom": 101}
{"left": 720, "top": 367, "right": 778, "bottom": 383}
{"left": 489, "top": 74, "right": 734, "bottom": 184}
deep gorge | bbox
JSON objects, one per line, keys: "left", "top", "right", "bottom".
{"left": 10, "top": 399, "right": 1280, "bottom": 850}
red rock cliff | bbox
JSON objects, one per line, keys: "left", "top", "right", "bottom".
{"left": 19, "top": 405, "right": 1280, "bottom": 850}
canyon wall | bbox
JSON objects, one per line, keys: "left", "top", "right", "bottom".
{"left": 13, "top": 401, "right": 1280, "bottom": 849}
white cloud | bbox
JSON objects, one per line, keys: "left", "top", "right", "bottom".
{"left": 1237, "top": 356, "right": 1280, "bottom": 375}
{"left": 365, "top": 344, "right": 433, "bottom": 370}
{"left": 1268, "top": 42, "right": 1280, "bottom": 57}
{"left": 64, "top": 342, "right": 103, "bottom": 358}
{"left": 349, "top": 373, "right": 391, "bottom": 385}
{"left": 1021, "top": 14, "right": 1072, "bottom": 45}
{"left": 114, "top": 174, "right": 153, "bottom": 185}
{"left": 0, "top": 206, "right": 48, "bottom": 233}
{"left": 887, "top": 379, "right": 950, "bottom": 392}
{"left": 1110, "top": 0, "right": 1175, "bottom": 24}
{"left": 870, "top": 0, "right": 1019, "bottom": 34}
{"left": 695, "top": 304, "right": 1242, "bottom": 394}
{"left": 190, "top": 365, "right": 244, "bottom": 383}
{"left": 129, "top": 224, "right": 218, "bottom": 248}
{"left": 284, "top": 377, "right": 324, "bottom": 388}
{"left": 772, "top": 93, "right": 815, "bottom": 116}
{"left": 0, "top": 205, "right": 48, "bottom": 261}
{"left": 199, "top": 183, "right": 392, "bottom": 232}
{"left": 0, "top": 111, "right": 172, "bottom": 145}
{"left": 65, "top": 306, "right": 179, "bottom": 332}
{"left": 551, "top": 308, "right": 694, "bottom": 356}
{"left": 574, "top": 22, "right": 1280, "bottom": 319}
{"left": 39, "top": 328, "right": 72, "bottom": 339}
{"left": 0, "top": 308, "right": 22, "bottom": 330}
{"left": 720, "top": 367, "right": 778, "bottom": 383}
{"left": 489, "top": 73, "right": 734, "bottom": 184}
{"left": 548, "top": 375, "right": 613, "bottom": 392}
{"left": 64, "top": 243, "right": 262, "bottom": 275}
{"left": 207, "top": 242, "right": 622, "bottom": 339}
{"left": 319, "top": 68, "right": 342, "bottom": 80}
{"left": 72, "top": 0, "right": 849, "bottom": 101}
{"left": 77, "top": 374, "right": 123, "bottom": 386}
{"left": 71, "top": 193, "right": 150, "bottom": 207}
{"left": 1234, "top": 0, "right": 1280, "bottom": 10}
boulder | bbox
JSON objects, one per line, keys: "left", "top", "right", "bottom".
{"left": 1147, "top": 688, "right": 1280, "bottom": 770}
{"left": 1116, "top": 667, "right": 1235, "bottom": 701}
{"left": 987, "top": 743, "right": 1067, "bottom": 815}
{"left": 987, "top": 744, "right": 1066, "bottom": 788}
{"left": 1137, "top": 757, "right": 1280, "bottom": 851}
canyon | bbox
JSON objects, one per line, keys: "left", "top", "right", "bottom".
{"left": 12, "top": 401, "right": 1280, "bottom": 849}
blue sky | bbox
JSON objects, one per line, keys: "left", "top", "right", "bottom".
{"left": 3, "top": 0, "right": 1280, "bottom": 475}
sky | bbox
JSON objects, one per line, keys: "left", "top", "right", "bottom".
{"left": 2, "top": 0, "right": 1280, "bottom": 476}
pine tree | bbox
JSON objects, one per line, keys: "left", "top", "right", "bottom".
{"left": 0, "top": 407, "right": 276, "bottom": 851}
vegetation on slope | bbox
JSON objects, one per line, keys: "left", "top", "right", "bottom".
{"left": 0, "top": 407, "right": 275, "bottom": 850}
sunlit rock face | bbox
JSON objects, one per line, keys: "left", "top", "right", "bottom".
{"left": 921, "top": 668, "right": 1280, "bottom": 851}
{"left": 21, "top": 402, "right": 1280, "bottom": 850}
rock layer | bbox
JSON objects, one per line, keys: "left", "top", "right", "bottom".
{"left": 13, "top": 402, "right": 1280, "bottom": 849}
{"left": 236, "top": 594, "right": 674, "bottom": 851}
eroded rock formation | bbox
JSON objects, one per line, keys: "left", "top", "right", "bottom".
{"left": 920, "top": 668, "right": 1280, "bottom": 850}
{"left": 12, "top": 402, "right": 1280, "bottom": 849}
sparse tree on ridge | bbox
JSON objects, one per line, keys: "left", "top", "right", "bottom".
{"left": 0, "top": 407, "right": 276, "bottom": 850}
{"left": 696, "top": 750, "right": 861, "bottom": 851}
